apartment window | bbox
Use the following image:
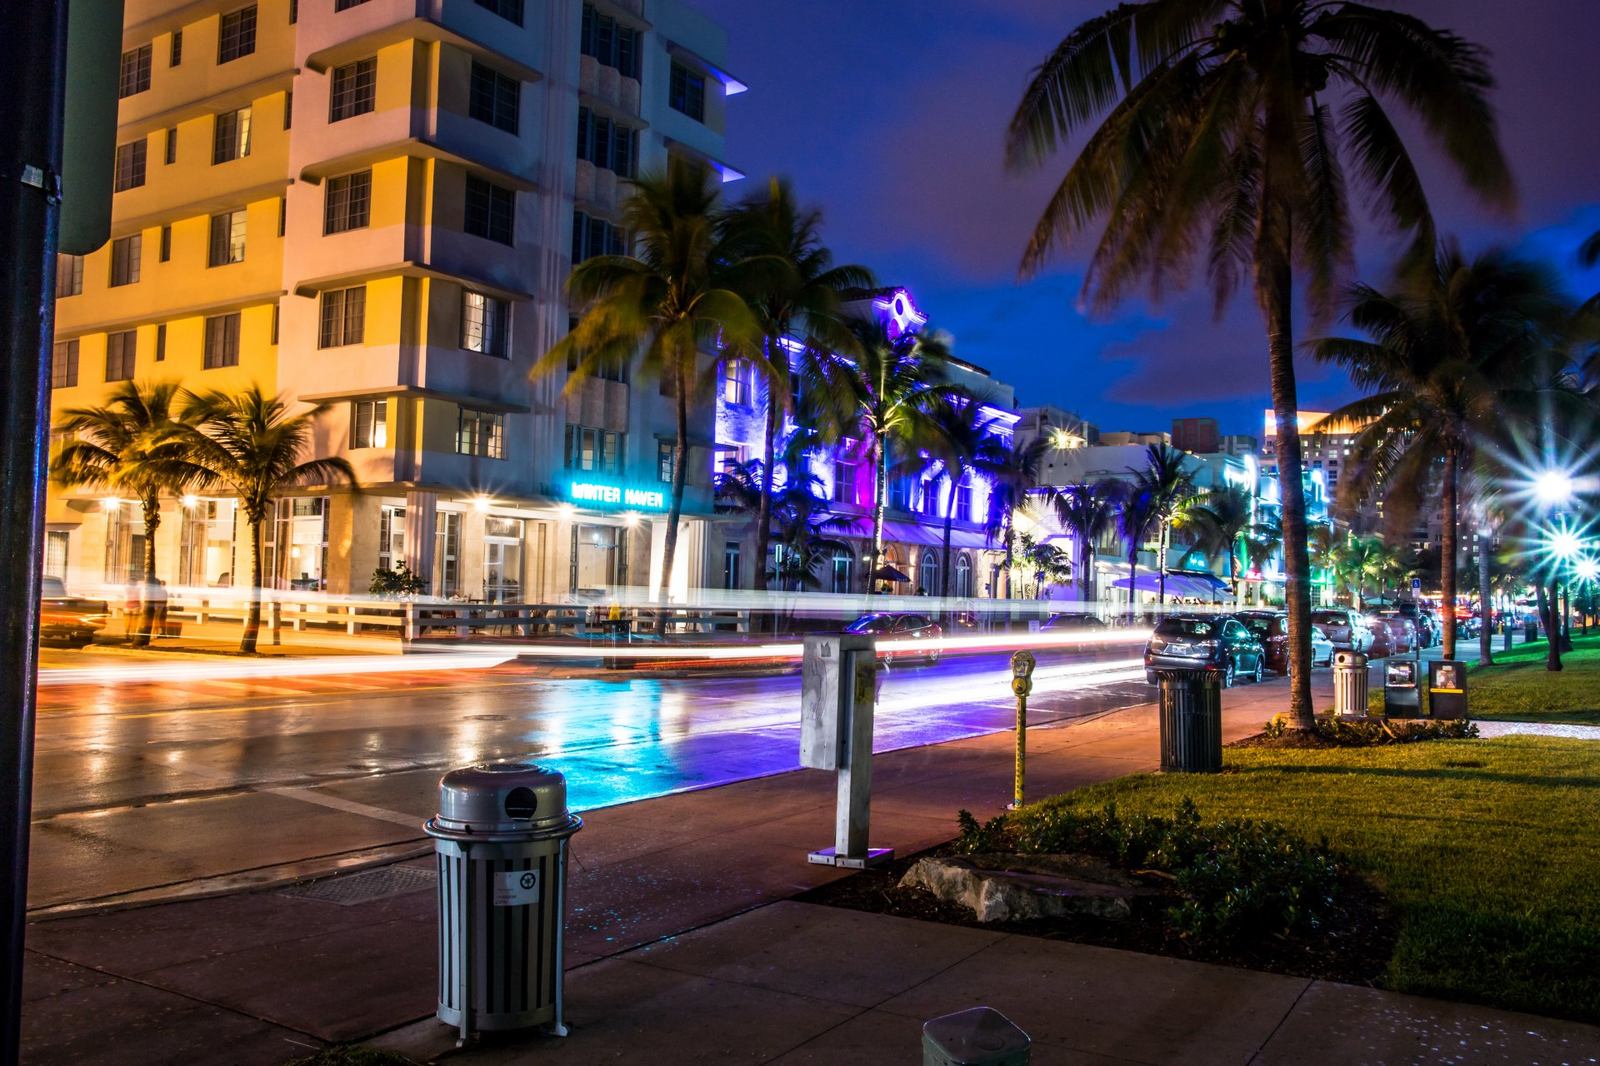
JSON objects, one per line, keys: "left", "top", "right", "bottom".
{"left": 377, "top": 505, "right": 404, "bottom": 569}
{"left": 833, "top": 461, "right": 855, "bottom": 503}
{"left": 580, "top": 4, "right": 639, "bottom": 78}
{"left": 270, "top": 303, "right": 279, "bottom": 344}
{"left": 335, "top": 0, "right": 371, "bottom": 9}
{"left": 217, "top": 6, "right": 256, "bottom": 63}
{"left": 208, "top": 209, "right": 246, "bottom": 266}
{"left": 723, "top": 541, "right": 741, "bottom": 590}
{"left": 464, "top": 176, "right": 514, "bottom": 245}
{"left": 278, "top": 196, "right": 286, "bottom": 236}
{"left": 155, "top": 323, "right": 167, "bottom": 362}
{"left": 669, "top": 62, "right": 705, "bottom": 122}
{"left": 170, "top": 30, "right": 183, "bottom": 66}
{"left": 203, "top": 313, "right": 241, "bottom": 367}
{"left": 468, "top": 62, "right": 520, "bottom": 134}
{"left": 283, "top": 90, "right": 292, "bottom": 129}
{"left": 473, "top": 0, "right": 523, "bottom": 26}
{"left": 113, "top": 140, "right": 146, "bottom": 192}
{"left": 105, "top": 331, "right": 137, "bottom": 382}
{"left": 351, "top": 400, "right": 387, "bottom": 448}
{"left": 318, "top": 286, "right": 366, "bottom": 347}
{"left": 657, "top": 441, "right": 675, "bottom": 483}
{"left": 457, "top": 408, "right": 505, "bottom": 459}
{"left": 52, "top": 340, "right": 79, "bottom": 389}
{"left": 571, "top": 210, "right": 626, "bottom": 264}
{"left": 323, "top": 171, "right": 371, "bottom": 233}
{"left": 212, "top": 106, "right": 252, "bottom": 163}
{"left": 109, "top": 234, "right": 141, "bottom": 286}
{"left": 289, "top": 0, "right": 296, "bottom": 23}
{"left": 55, "top": 254, "right": 83, "bottom": 298}
{"left": 722, "top": 360, "right": 751, "bottom": 405}
{"left": 564, "top": 425, "right": 621, "bottom": 473}
{"left": 955, "top": 478, "right": 972, "bottom": 522}
{"left": 119, "top": 44, "right": 152, "bottom": 98}
{"left": 460, "top": 291, "right": 508, "bottom": 357}
{"left": 329, "top": 58, "right": 377, "bottom": 121}
{"left": 164, "top": 127, "right": 177, "bottom": 164}
{"left": 576, "top": 107, "right": 636, "bottom": 177}
{"left": 159, "top": 224, "right": 171, "bottom": 262}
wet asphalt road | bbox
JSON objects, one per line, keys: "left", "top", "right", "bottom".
{"left": 28, "top": 642, "right": 1155, "bottom": 909}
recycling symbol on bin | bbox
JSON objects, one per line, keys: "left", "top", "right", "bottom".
{"left": 519, "top": 872, "right": 536, "bottom": 891}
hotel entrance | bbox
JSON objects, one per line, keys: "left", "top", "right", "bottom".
{"left": 570, "top": 523, "right": 628, "bottom": 595}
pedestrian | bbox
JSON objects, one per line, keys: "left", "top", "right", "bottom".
{"left": 152, "top": 579, "right": 171, "bottom": 637}
{"left": 123, "top": 580, "right": 142, "bottom": 640}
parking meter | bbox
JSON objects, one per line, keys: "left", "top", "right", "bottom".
{"left": 1008, "top": 651, "right": 1037, "bottom": 810}
{"left": 1011, "top": 650, "right": 1036, "bottom": 696}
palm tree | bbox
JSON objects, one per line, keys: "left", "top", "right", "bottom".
{"left": 1187, "top": 484, "right": 1254, "bottom": 600}
{"left": 1114, "top": 481, "right": 1161, "bottom": 625}
{"left": 1248, "top": 510, "right": 1286, "bottom": 605}
{"left": 1006, "top": 1, "right": 1513, "bottom": 727}
{"left": 1132, "top": 444, "right": 1193, "bottom": 605}
{"left": 52, "top": 381, "right": 200, "bottom": 646}
{"left": 1310, "top": 244, "right": 1575, "bottom": 658}
{"left": 767, "top": 480, "right": 850, "bottom": 597}
{"left": 177, "top": 387, "right": 354, "bottom": 653}
{"left": 1053, "top": 481, "right": 1116, "bottom": 609}
{"left": 720, "top": 178, "right": 873, "bottom": 596}
{"left": 920, "top": 391, "right": 1006, "bottom": 596}
{"left": 984, "top": 436, "right": 1051, "bottom": 600}
{"left": 543, "top": 161, "right": 763, "bottom": 615}
{"left": 808, "top": 317, "right": 952, "bottom": 593}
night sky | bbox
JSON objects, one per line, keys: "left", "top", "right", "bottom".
{"left": 693, "top": 0, "right": 1600, "bottom": 439}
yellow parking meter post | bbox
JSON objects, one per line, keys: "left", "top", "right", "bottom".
{"left": 1008, "top": 651, "right": 1036, "bottom": 810}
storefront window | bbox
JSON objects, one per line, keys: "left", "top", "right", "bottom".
{"left": 723, "top": 540, "right": 741, "bottom": 589}
{"left": 919, "top": 550, "right": 938, "bottom": 595}
{"left": 955, "top": 553, "right": 972, "bottom": 598}
{"left": 484, "top": 516, "right": 523, "bottom": 602}
{"left": 830, "top": 550, "right": 852, "bottom": 595}
{"left": 570, "top": 523, "right": 618, "bottom": 593}
{"left": 104, "top": 506, "right": 145, "bottom": 585}
{"left": 378, "top": 505, "right": 405, "bottom": 570}
{"left": 180, "top": 499, "right": 239, "bottom": 587}
{"left": 434, "top": 511, "right": 461, "bottom": 596}
{"left": 273, "top": 497, "right": 329, "bottom": 591}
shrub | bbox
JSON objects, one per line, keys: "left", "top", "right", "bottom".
{"left": 955, "top": 798, "right": 1342, "bottom": 945}
{"left": 1263, "top": 713, "right": 1478, "bottom": 744}
{"left": 369, "top": 563, "right": 426, "bottom": 599}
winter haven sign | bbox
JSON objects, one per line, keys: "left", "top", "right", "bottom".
{"left": 568, "top": 479, "right": 667, "bottom": 510}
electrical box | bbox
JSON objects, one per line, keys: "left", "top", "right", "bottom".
{"left": 800, "top": 634, "right": 875, "bottom": 770}
{"left": 1428, "top": 660, "right": 1467, "bottom": 719}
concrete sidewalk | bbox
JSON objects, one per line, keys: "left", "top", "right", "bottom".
{"left": 22, "top": 676, "right": 1599, "bottom": 1065}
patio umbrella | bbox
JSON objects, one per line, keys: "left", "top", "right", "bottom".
{"left": 872, "top": 564, "right": 911, "bottom": 584}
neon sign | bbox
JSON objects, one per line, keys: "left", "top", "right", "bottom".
{"left": 568, "top": 480, "right": 667, "bottom": 510}
{"left": 873, "top": 288, "right": 927, "bottom": 338}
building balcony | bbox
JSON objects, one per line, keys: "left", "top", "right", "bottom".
{"left": 296, "top": 0, "right": 545, "bottom": 84}
{"left": 578, "top": 55, "right": 641, "bottom": 116}
{"left": 574, "top": 160, "right": 621, "bottom": 213}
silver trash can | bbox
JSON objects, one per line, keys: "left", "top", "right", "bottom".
{"left": 1332, "top": 649, "right": 1369, "bottom": 716}
{"left": 426, "top": 763, "right": 582, "bottom": 1044}
{"left": 923, "top": 1007, "right": 1030, "bottom": 1065}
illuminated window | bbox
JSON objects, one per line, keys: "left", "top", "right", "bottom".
{"left": 329, "top": 58, "right": 377, "bottom": 121}
{"left": 212, "top": 106, "right": 252, "bottom": 163}
{"left": 469, "top": 62, "right": 520, "bottom": 134}
{"left": 113, "top": 140, "right": 146, "bottom": 192}
{"left": 52, "top": 340, "right": 79, "bottom": 388}
{"left": 351, "top": 400, "right": 387, "bottom": 448}
{"left": 119, "top": 44, "right": 152, "bottom": 98}
{"left": 323, "top": 171, "right": 371, "bottom": 233}
{"left": 657, "top": 441, "right": 675, "bottom": 483}
{"left": 318, "top": 286, "right": 366, "bottom": 347}
{"left": 722, "top": 360, "right": 750, "bottom": 405}
{"left": 105, "top": 331, "right": 137, "bottom": 382}
{"left": 458, "top": 408, "right": 506, "bottom": 459}
{"left": 955, "top": 476, "right": 972, "bottom": 522}
{"left": 208, "top": 209, "right": 246, "bottom": 266}
{"left": 217, "top": 5, "right": 256, "bottom": 63}
{"left": 564, "top": 424, "right": 621, "bottom": 473}
{"left": 460, "top": 291, "right": 509, "bottom": 357}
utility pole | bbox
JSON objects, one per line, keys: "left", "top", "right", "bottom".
{"left": 0, "top": 0, "right": 70, "bottom": 1060}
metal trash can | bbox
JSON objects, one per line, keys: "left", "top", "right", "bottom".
{"left": 1155, "top": 668, "right": 1222, "bottom": 773}
{"left": 1524, "top": 619, "right": 1538, "bottom": 644}
{"left": 923, "top": 1007, "right": 1030, "bottom": 1066}
{"left": 426, "top": 763, "right": 582, "bottom": 1045}
{"left": 1332, "top": 649, "right": 1369, "bottom": 717}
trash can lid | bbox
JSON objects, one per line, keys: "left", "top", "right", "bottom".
{"left": 434, "top": 762, "right": 573, "bottom": 834}
{"left": 923, "top": 1007, "right": 1030, "bottom": 1065}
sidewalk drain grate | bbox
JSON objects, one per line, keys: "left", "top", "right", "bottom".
{"left": 280, "top": 865, "right": 436, "bottom": 906}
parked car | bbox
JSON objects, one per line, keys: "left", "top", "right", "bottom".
{"left": 1394, "top": 600, "right": 1439, "bottom": 647}
{"left": 1040, "top": 612, "right": 1111, "bottom": 648}
{"left": 1373, "top": 612, "right": 1416, "bottom": 655}
{"left": 1457, "top": 613, "right": 1481, "bottom": 639}
{"left": 1144, "top": 615, "right": 1265, "bottom": 687}
{"left": 1310, "top": 608, "right": 1375, "bottom": 652}
{"left": 40, "top": 576, "right": 108, "bottom": 648}
{"left": 1233, "top": 610, "right": 1333, "bottom": 674}
{"left": 843, "top": 612, "right": 943, "bottom": 663}
{"left": 1364, "top": 613, "right": 1397, "bottom": 657}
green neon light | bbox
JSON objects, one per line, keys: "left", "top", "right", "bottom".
{"left": 567, "top": 479, "right": 667, "bottom": 510}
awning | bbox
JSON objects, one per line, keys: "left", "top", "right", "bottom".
{"left": 834, "top": 517, "right": 992, "bottom": 551}
{"left": 1111, "top": 571, "right": 1234, "bottom": 601}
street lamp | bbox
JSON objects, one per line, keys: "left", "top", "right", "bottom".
{"left": 1534, "top": 469, "right": 1575, "bottom": 508}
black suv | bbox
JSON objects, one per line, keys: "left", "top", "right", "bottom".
{"left": 1144, "top": 615, "right": 1265, "bottom": 687}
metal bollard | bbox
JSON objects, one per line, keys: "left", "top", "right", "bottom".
{"left": 426, "top": 763, "right": 582, "bottom": 1045}
{"left": 924, "top": 1007, "right": 1030, "bottom": 1065}
{"left": 1155, "top": 668, "right": 1222, "bottom": 773}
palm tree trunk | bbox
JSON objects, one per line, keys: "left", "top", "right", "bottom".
{"left": 1127, "top": 551, "right": 1138, "bottom": 627}
{"left": 136, "top": 495, "right": 160, "bottom": 647}
{"left": 1477, "top": 527, "right": 1493, "bottom": 666}
{"left": 940, "top": 474, "right": 956, "bottom": 598}
{"left": 241, "top": 517, "right": 262, "bottom": 654}
{"left": 1157, "top": 522, "right": 1167, "bottom": 606}
{"left": 868, "top": 437, "right": 886, "bottom": 595}
{"left": 752, "top": 368, "right": 779, "bottom": 597}
{"left": 1257, "top": 202, "right": 1314, "bottom": 728}
{"left": 1440, "top": 449, "right": 1458, "bottom": 659}
{"left": 1537, "top": 581, "right": 1561, "bottom": 671}
{"left": 1002, "top": 517, "right": 1014, "bottom": 600}
{"left": 658, "top": 376, "right": 691, "bottom": 633}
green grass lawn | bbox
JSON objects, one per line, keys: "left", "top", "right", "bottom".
{"left": 1030, "top": 737, "right": 1600, "bottom": 1023}
{"left": 1467, "top": 634, "right": 1600, "bottom": 724}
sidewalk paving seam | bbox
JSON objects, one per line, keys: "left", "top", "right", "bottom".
{"left": 1242, "top": 973, "right": 1316, "bottom": 1066}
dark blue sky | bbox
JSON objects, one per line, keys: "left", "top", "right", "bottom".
{"left": 695, "top": 0, "right": 1600, "bottom": 439}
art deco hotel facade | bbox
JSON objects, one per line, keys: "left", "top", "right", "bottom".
{"left": 47, "top": 0, "right": 749, "bottom": 602}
